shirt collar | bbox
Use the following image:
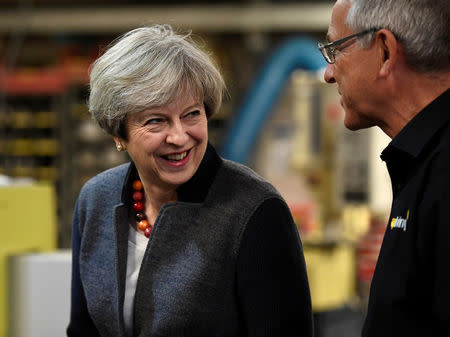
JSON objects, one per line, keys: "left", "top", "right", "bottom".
{"left": 381, "top": 89, "right": 450, "bottom": 161}
{"left": 121, "top": 142, "right": 222, "bottom": 204}
{"left": 177, "top": 142, "right": 222, "bottom": 203}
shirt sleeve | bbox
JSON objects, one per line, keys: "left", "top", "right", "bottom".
{"left": 236, "top": 197, "right": 314, "bottom": 337}
{"left": 430, "top": 157, "right": 450, "bottom": 335}
{"left": 66, "top": 201, "right": 100, "bottom": 337}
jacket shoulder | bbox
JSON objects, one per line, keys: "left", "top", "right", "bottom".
{"left": 223, "top": 159, "right": 279, "bottom": 191}
{"left": 214, "top": 159, "right": 282, "bottom": 204}
{"left": 78, "top": 162, "right": 130, "bottom": 203}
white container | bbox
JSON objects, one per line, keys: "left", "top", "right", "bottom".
{"left": 8, "top": 250, "right": 72, "bottom": 337}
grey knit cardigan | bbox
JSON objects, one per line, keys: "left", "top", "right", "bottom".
{"left": 69, "top": 144, "right": 308, "bottom": 336}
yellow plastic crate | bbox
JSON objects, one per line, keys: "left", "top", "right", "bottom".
{"left": 304, "top": 243, "right": 356, "bottom": 312}
{"left": 0, "top": 183, "right": 57, "bottom": 337}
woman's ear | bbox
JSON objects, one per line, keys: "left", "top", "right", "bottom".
{"left": 376, "top": 29, "right": 399, "bottom": 78}
{"left": 113, "top": 136, "right": 126, "bottom": 151}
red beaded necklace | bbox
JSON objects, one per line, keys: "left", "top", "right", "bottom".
{"left": 131, "top": 179, "right": 153, "bottom": 238}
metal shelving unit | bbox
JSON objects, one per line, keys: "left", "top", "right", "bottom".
{"left": 0, "top": 2, "right": 332, "bottom": 248}
{"left": 0, "top": 3, "right": 332, "bottom": 34}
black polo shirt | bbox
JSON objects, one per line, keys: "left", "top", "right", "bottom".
{"left": 362, "top": 89, "right": 450, "bottom": 337}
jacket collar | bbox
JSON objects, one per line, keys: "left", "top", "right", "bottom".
{"left": 120, "top": 142, "right": 222, "bottom": 204}
{"left": 381, "top": 89, "right": 450, "bottom": 161}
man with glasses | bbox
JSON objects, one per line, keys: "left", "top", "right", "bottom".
{"left": 320, "top": 0, "right": 449, "bottom": 336}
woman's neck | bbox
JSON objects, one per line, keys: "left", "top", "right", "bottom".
{"left": 141, "top": 181, "right": 178, "bottom": 224}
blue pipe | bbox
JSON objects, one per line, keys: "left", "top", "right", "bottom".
{"left": 221, "top": 37, "right": 327, "bottom": 163}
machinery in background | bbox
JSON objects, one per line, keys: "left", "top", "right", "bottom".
{"left": 229, "top": 65, "right": 390, "bottom": 314}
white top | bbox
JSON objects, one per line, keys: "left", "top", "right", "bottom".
{"left": 123, "top": 225, "right": 148, "bottom": 337}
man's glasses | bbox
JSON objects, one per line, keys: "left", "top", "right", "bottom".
{"left": 318, "top": 28, "right": 378, "bottom": 64}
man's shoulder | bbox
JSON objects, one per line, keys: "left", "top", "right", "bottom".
{"left": 431, "top": 136, "right": 450, "bottom": 172}
{"left": 430, "top": 115, "right": 450, "bottom": 162}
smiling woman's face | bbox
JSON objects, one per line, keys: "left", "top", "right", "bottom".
{"left": 116, "top": 92, "right": 208, "bottom": 191}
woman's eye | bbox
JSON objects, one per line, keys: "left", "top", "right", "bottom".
{"left": 185, "top": 110, "right": 201, "bottom": 118}
{"left": 145, "top": 118, "right": 164, "bottom": 125}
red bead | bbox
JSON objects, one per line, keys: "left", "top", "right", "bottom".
{"left": 144, "top": 226, "right": 152, "bottom": 238}
{"left": 133, "top": 201, "right": 144, "bottom": 212}
{"left": 132, "top": 180, "right": 143, "bottom": 191}
{"left": 132, "top": 191, "right": 144, "bottom": 201}
{"left": 138, "top": 219, "right": 149, "bottom": 231}
{"left": 135, "top": 212, "right": 145, "bottom": 221}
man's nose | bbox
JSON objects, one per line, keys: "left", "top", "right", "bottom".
{"left": 324, "top": 63, "right": 336, "bottom": 83}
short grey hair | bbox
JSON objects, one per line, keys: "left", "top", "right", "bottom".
{"left": 88, "top": 24, "right": 225, "bottom": 139}
{"left": 346, "top": 0, "right": 450, "bottom": 73}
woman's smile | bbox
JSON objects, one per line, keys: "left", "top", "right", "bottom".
{"left": 159, "top": 148, "right": 192, "bottom": 167}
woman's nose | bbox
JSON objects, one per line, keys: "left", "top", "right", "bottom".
{"left": 165, "top": 121, "right": 189, "bottom": 145}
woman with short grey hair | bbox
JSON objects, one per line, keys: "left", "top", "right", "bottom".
{"left": 67, "top": 24, "right": 313, "bottom": 337}
{"left": 88, "top": 25, "right": 224, "bottom": 138}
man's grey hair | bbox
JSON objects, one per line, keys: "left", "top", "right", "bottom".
{"left": 347, "top": 0, "right": 450, "bottom": 73}
{"left": 88, "top": 24, "right": 225, "bottom": 139}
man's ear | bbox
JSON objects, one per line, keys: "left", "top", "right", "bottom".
{"left": 376, "top": 29, "right": 399, "bottom": 78}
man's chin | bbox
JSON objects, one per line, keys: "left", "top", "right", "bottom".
{"left": 344, "top": 122, "right": 361, "bottom": 131}
{"left": 343, "top": 113, "right": 368, "bottom": 131}
{"left": 343, "top": 116, "right": 374, "bottom": 131}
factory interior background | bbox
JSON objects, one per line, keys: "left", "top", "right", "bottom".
{"left": 0, "top": 0, "right": 393, "bottom": 336}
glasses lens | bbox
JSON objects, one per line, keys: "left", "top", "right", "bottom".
{"left": 322, "top": 47, "right": 333, "bottom": 64}
{"left": 318, "top": 42, "right": 335, "bottom": 64}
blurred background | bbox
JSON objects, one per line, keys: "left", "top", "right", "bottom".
{"left": 0, "top": 0, "right": 393, "bottom": 336}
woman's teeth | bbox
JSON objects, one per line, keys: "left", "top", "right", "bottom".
{"left": 165, "top": 151, "right": 188, "bottom": 161}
